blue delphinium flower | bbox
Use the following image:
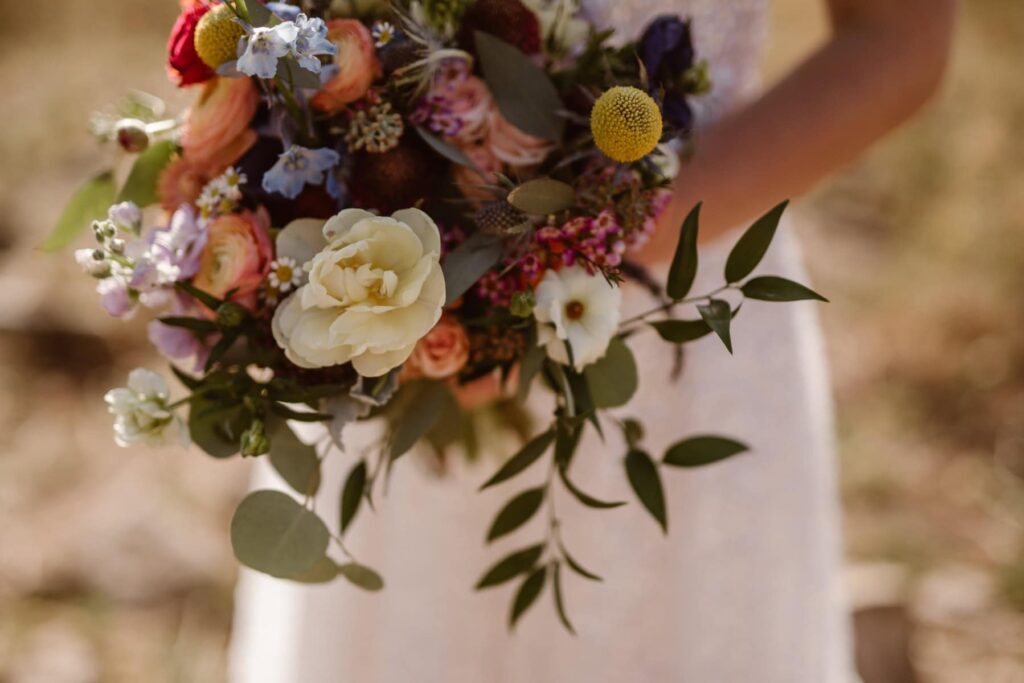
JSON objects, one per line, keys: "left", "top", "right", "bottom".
{"left": 291, "top": 14, "right": 336, "bottom": 73}
{"left": 262, "top": 145, "right": 341, "bottom": 199}
{"left": 237, "top": 23, "right": 299, "bottom": 79}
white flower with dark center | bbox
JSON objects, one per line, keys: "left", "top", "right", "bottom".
{"left": 533, "top": 265, "right": 622, "bottom": 370}
{"left": 371, "top": 21, "right": 396, "bottom": 47}
{"left": 104, "top": 369, "right": 188, "bottom": 448}
{"left": 268, "top": 256, "right": 303, "bottom": 292}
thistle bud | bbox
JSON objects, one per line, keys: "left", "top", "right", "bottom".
{"left": 216, "top": 301, "right": 248, "bottom": 328}
{"left": 241, "top": 420, "right": 271, "bottom": 457}
{"left": 114, "top": 118, "right": 150, "bottom": 153}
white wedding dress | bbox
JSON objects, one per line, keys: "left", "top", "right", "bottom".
{"left": 229, "top": 1, "right": 857, "bottom": 681}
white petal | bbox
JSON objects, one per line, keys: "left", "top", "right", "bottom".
{"left": 323, "top": 208, "right": 376, "bottom": 243}
{"left": 390, "top": 208, "right": 441, "bottom": 257}
{"left": 351, "top": 342, "right": 417, "bottom": 378}
{"left": 276, "top": 218, "right": 327, "bottom": 267}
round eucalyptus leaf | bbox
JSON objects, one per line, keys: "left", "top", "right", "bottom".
{"left": 507, "top": 178, "right": 575, "bottom": 215}
{"left": 337, "top": 562, "right": 385, "bottom": 591}
{"left": 230, "top": 490, "right": 329, "bottom": 578}
{"left": 584, "top": 337, "right": 638, "bottom": 408}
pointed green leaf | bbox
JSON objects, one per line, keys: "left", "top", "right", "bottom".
{"left": 188, "top": 396, "right": 245, "bottom": 458}
{"left": 158, "top": 316, "right": 221, "bottom": 334}
{"left": 507, "top": 178, "right": 575, "bottom": 215}
{"left": 558, "top": 465, "right": 626, "bottom": 509}
{"left": 649, "top": 318, "right": 712, "bottom": 343}
{"left": 724, "top": 200, "right": 789, "bottom": 283}
{"left": 625, "top": 449, "right": 667, "bottom": 533}
{"left": 740, "top": 276, "right": 828, "bottom": 302}
{"left": 476, "top": 544, "right": 545, "bottom": 589}
{"left": 667, "top": 202, "right": 700, "bottom": 299}
{"left": 583, "top": 337, "right": 638, "bottom": 408}
{"left": 475, "top": 31, "right": 565, "bottom": 141}
{"left": 517, "top": 338, "right": 545, "bottom": 402}
{"left": 388, "top": 380, "right": 453, "bottom": 460}
{"left": 487, "top": 487, "right": 545, "bottom": 542}
{"left": 289, "top": 556, "right": 339, "bottom": 584}
{"left": 230, "top": 490, "right": 329, "bottom": 577}
{"left": 442, "top": 233, "right": 504, "bottom": 305}
{"left": 41, "top": 171, "right": 116, "bottom": 251}
{"left": 697, "top": 299, "right": 733, "bottom": 353}
{"left": 663, "top": 436, "right": 749, "bottom": 468}
{"left": 339, "top": 460, "right": 367, "bottom": 533}
{"left": 509, "top": 566, "right": 547, "bottom": 629}
{"left": 560, "top": 543, "right": 602, "bottom": 582}
{"left": 551, "top": 563, "right": 576, "bottom": 634}
{"left": 480, "top": 429, "right": 556, "bottom": 490}
{"left": 554, "top": 420, "right": 582, "bottom": 469}
{"left": 337, "top": 562, "right": 385, "bottom": 591}
{"left": 267, "top": 420, "right": 321, "bottom": 495}
{"left": 117, "top": 140, "right": 177, "bottom": 207}
{"left": 416, "top": 126, "right": 482, "bottom": 171}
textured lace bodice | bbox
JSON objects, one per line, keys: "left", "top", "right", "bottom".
{"left": 581, "top": 0, "right": 771, "bottom": 122}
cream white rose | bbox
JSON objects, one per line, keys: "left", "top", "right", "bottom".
{"left": 534, "top": 265, "right": 622, "bottom": 370}
{"left": 272, "top": 208, "right": 446, "bottom": 377}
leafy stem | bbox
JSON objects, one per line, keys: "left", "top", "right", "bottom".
{"left": 618, "top": 283, "right": 735, "bottom": 328}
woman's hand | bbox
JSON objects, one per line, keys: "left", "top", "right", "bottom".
{"left": 638, "top": 0, "right": 957, "bottom": 262}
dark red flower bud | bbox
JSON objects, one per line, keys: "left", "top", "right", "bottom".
{"left": 167, "top": 3, "right": 215, "bottom": 87}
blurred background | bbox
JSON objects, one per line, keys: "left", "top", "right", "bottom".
{"left": 1, "top": 0, "right": 1022, "bottom": 681}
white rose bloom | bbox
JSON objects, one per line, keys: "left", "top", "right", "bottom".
{"left": 273, "top": 208, "right": 446, "bottom": 377}
{"left": 534, "top": 265, "right": 622, "bottom": 370}
{"left": 104, "top": 369, "right": 188, "bottom": 448}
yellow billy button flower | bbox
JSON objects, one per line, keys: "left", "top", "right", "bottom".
{"left": 195, "top": 4, "right": 247, "bottom": 69}
{"left": 589, "top": 86, "right": 664, "bottom": 163}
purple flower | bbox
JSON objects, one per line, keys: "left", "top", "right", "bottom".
{"left": 148, "top": 320, "right": 212, "bottom": 373}
{"left": 638, "top": 15, "right": 696, "bottom": 131}
{"left": 98, "top": 278, "right": 135, "bottom": 318}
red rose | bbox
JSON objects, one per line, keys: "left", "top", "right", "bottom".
{"left": 167, "top": 3, "right": 214, "bottom": 87}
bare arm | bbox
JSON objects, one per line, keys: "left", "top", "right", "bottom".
{"left": 641, "top": 0, "right": 957, "bottom": 258}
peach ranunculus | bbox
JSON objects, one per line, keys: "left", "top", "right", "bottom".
{"left": 193, "top": 210, "right": 273, "bottom": 311}
{"left": 447, "top": 76, "right": 493, "bottom": 144}
{"left": 453, "top": 141, "right": 503, "bottom": 203}
{"left": 404, "top": 315, "right": 470, "bottom": 380}
{"left": 157, "top": 156, "right": 209, "bottom": 211}
{"left": 310, "top": 20, "right": 380, "bottom": 114}
{"left": 486, "top": 108, "right": 555, "bottom": 169}
{"left": 180, "top": 77, "right": 259, "bottom": 176}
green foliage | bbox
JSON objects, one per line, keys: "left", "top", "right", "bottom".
{"left": 188, "top": 394, "right": 247, "bottom": 458}
{"left": 697, "top": 299, "right": 733, "bottom": 353}
{"left": 480, "top": 429, "right": 556, "bottom": 490}
{"left": 649, "top": 318, "right": 712, "bottom": 343}
{"left": 267, "top": 419, "right": 321, "bottom": 494}
{"left": 386, "top": 380, "right": 454, "bottom": 461}
{"left": 667, "top": 202, "right": 701, "bottom": 299}
{"left": 442, "top": 233, "right": 504, "bottom": 305}
{"left": 560, "top": 542, "right": 602, "bottom": 582}
{"left": 741, "top": 276, "right": 828, "bottom": 302}
{"left": 487, "top": 488, "right": 545, "bottom": 542}
{"left": 41, "top": 171, "right": 116, "bottom": 251}
{"left": 551, "top": 563, "right": 575, "bottom": 634}
{"left": 117, "top": 140, "right": 176, "bottom": 207}
{"left": 289, "top": 556, "right": 340, "bottom": 584}
{"left": 507, "top": 178, "right": 575, "bottom": 215}
{"left": 339, "top": 460, "right": 367, "bottom": 534}
{"left": 475, "top": 31, "right": 565, "bottom": 142}
{"left": 625, "top": 449, "right": 667, "bottom": 533}
{"left": 510, "top": 566, "right": 547, "bottom": 629}
{"left": 337, "top": 562, "right": 385, "bottom": 591}
{"left": 230, "top": 490, "right": 329, "bottom": 578}
{"left": 416, "top": 126, "right": 481, "bottom": 171}
{"left": 517, "top": 339, "right": 545, "bottom": 402}
{"left": 583, "top": 337, "right": 638, "bottom": 408}
{"left": 558, "top": 465, "right": 625, "bottom": 509}
{"left": 724, "top": 200, "right": 789, "bottom": 283}
{"left": 663, "top": 436, "right": 749, "bottom": 468}
{"left": 476, "top": 544, "right": 545, "bottom": 589}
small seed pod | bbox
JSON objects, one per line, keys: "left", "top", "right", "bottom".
{"left": 114, "top": 118, "right": 150, "bottom": 154}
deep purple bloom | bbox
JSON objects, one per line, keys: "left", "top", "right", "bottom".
{"left": 639, "top": 15, "right": 697, "bottom": 131}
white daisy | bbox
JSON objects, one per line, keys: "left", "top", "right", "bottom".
{"left": 268, "top": 256, "right": 303, "bottom": 292}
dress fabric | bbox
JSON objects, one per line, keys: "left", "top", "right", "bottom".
{"left": 229, "top": 1, "right": 857, "bottom": 681}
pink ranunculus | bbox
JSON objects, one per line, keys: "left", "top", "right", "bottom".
{"left": 453, "top": 141, "right": 503, "bottom": 204}
{"left": 180, "top": 77, "right": 259, "bottom": 176}
{"left": 404, "top": 315, "right": 470, "bottom": 380}
{"left": 486, "top": 107, "right": 555, "bottom": 169}
{"left": 157, "top": 156, "right": 209, "bottom": 211}
{"left": 447, "top": 76, "right": 493, "bottom": 144}
{"left": 192, "top": 209, "right": 273, "bottom": 312}
{"left": 310, "top": 20, "right": 380, "bottom": 114}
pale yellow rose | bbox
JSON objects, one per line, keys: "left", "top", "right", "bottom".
{"left": 272, "top": 208, "right": 446, "bottom": 377}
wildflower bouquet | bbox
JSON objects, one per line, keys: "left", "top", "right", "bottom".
{"left": 52, "top": 0, "right": 826, "bottom": 628}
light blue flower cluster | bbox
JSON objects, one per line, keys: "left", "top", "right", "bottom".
{"left": 237, "top": 13, "right": 336, "bottom": 80}
{"left": 262, "top": 145, "right": 341, "bottom": 199}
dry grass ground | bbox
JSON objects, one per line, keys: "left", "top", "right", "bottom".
{"left": 0, "top": 0, "right": 1021, "bottom": 681}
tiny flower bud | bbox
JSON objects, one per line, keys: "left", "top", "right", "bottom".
{"left": 241, "top": 419, "right": 271, "bottom": 457}
{"left": 114, "top": 118, "right": 150, "bottom": 153}
{"left": 510, "top": 289, "right": 536, "bottom": 318}
{"left": 216, "top": 301, "right": 248, "bottom": 327}
{"left": 108, "top": 238, "right": 126, "bottom": 255}
{"left": 621, "top": 418, "right": 644, "bottom": 448}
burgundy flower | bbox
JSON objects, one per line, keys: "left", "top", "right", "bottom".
{"left": 167, "top": 3, "right": 215, "bottom": 87}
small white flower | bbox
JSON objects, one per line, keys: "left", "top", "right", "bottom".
{"left": 533, "top": 265, "right": 622, "bottom": 370}
{"left": 107, "top": 201, "right": 142, "bottom": 233}
{"left": 268, "top": 256, "right": 303, "bottom": 292}
{"left": 371, "top": 21, "right": 395, "bottom": 48}
{"left": 237, "top": 22, "right": 300, "bottom": 79}
{"left": 104, "top": 369, "right": 188, "bottom": 448}
{"left": 75, "top": 248, "right": 111, "bottom": 278}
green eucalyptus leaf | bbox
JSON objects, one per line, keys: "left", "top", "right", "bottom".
{"left": 339, "top": 460, "right": 367, "bottom": 534}
{"left": 387, "top": 380, "right": 453, "bottom": 461}
{"left": 583, "top": 337, "right": 637, "bottom": 408}
{"left": 558, "top": 465, "right": 625, "bottom": 509}
{"left": 649, "top": 318, "right": 712, "bottom": 343}
{"left": 337, "top": 562, "right": 385, "bottom": 591}
{"left": 625, "top": 449, "right": 667, "bottom": 533}
{"left": 276, "top": 218, "right": 327, "bottom": 267}
{"left": 697, "top": 299, "right": 733, "bottom": 353}
{"left": 188, "top": 396, "right": 246, "bottom": 458}
{"left": 740, "top": 276, "right": 828, "bottom": 303}
{"left": 416, "top": 126, "right": 481, "bottom": 171}
{"left": 230, "top": 490, "right": 329, "bottom": 578}
{"left": 267, "top": 420, "right": 321, "bottom": 495}
{"left": 509, "top": 566, "right": 547, "bottom": 629}
{"left": 724, "top": 200, "right": 789, "bottom": 283}
{"left": 476, "top": 544, "right": 545, "bottom": 589}
{"left": 41, "top": 171, "right": 117, "bottom": 251}
{"left": 480, "top": 429, "right": 556, "bottom": 490}
{"left": 442, "top": 233, "right": 504, "bottom": 305}
{"left": 289, "top": 556, "right": 339, "bottom": 584}
{"left": 475, "top": 31, "right": 565, "bottom": 141}
{"left": 666, "top": 202, "right": 700, "bottom": 299}
{"left": 507, "top": 178, "right": 575, "bottom": 215}
{"left": 517, "top": 336, "right": 545, "bottom": 402}
{"left": 117, "top": 140, "right": 176, "bottom": 207}
{"left": 663, "top": 436, "right": 749, "bottom": 468}
{"left": 487, "top": 487, "right": 545, "bottom": 542}
{"left": 551, "top": 563, "right": 575, "bottom": 634}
